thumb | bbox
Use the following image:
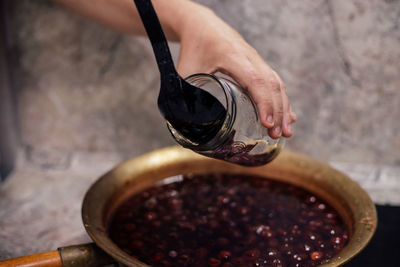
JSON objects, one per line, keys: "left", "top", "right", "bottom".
{"left": 176, "top": 47, "right": 216, "bottom": 78}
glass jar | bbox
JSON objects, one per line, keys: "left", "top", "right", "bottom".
{"left": 167, "top": 73, "right": 284, "bottom": 166}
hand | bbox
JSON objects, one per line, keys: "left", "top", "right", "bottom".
{"left": 176, "top": 4, "right": 296, "bottom": 139}
{"left": 53, "top": 0, "right": 296, "bottom": 139}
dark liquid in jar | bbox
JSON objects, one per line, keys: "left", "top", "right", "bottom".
{"left": 163, "top": 87, "right": 226, "bottom": 144}
{"left": 109, "top": 174, "right": 348, "bottom": 266}
{"left": 211, "top": 131, "right": 279, "bottom": 166}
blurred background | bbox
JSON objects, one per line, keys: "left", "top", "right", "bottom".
{"left": 0, "top": 0, "right": 399, "bottom": 259}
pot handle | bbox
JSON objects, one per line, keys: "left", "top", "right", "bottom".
{"left": 0, "top": 251, "right": 61, "bottom": 267}
{"left": 0, "top": 243, "right": 117, "bottom": 267}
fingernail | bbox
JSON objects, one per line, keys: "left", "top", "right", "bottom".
{"left": 267, "top": 115, "right": 273, "bottom": 124}
{"left": 287, "top": 124, "right": 292, "bottom": 133}
{"left": 273, "top": 126, "right": 281, "bottom": 136}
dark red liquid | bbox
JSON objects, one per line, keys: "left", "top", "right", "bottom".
{"left": 211, "top": 131, "right": 279, "bottom": 166}
{"left": 109, "top": 174, "right": 348, "bottom": 266}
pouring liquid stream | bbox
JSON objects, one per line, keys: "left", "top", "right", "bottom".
{"left": 133, "top": 0, "right": 227, "bottom": 144}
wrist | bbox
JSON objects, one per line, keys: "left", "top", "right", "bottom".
{"left": 161, "top": 0, "right": 215, "bottom": 42}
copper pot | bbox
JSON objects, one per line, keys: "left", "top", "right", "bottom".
{"left": 0, "top": 147, "right": 377, "bottom": 266}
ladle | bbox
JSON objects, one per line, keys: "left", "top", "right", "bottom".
{"left": 133, "top": 0, "right": 227, "bottom": 144}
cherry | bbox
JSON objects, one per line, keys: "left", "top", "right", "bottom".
{"left": 109, "top": 173, "right": 348, "bottom": 267}
{"left": 208, "top": 257, "right": 221, "bottom": 267}
{"left": 218, "top": 250, "right": 231, "bottom": 260}
{"left": 311, "top": 251, "right": 323, "bottom": 261}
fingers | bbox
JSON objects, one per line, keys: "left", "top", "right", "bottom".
{"left": 246, "top": 70, "right": 275, "bottom": 129}
{"left": 289, "top": 105, "right": 297, "bottom": 123}
{"left": 266, "top": 72, "right": 284, "bottom": 139}
{"left": 271, "top": 70, "right": 293, "bottom": 137}
{"left": 217, "top": 47, "right": 295, "bottom": 139}
{"left": 218, "top": 55, "right": 275, "bottom": 129}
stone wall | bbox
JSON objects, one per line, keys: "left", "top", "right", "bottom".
{"left": 8, "top": 0, "right": 400, "bottom": 165}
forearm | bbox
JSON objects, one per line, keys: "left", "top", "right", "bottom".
{"left": 53, "top": 0, "right": 209, "bottom": 42}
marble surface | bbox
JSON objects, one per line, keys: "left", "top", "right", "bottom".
{"left": 0, "top": 150, "right": 399, "bottom": 259}
{"left": 7, "top": 0, "right": 400, "bottom": 165}
{"left": 0, "top": 151, "right": 121, "bottom": 259}
{"left": 2, "top": 0, "right": 399, "bottom": 261}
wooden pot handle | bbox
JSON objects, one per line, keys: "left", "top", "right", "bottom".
{"left": 0, "top": 251, "right": 62, "bottom": 267}
{"left": 0, "top": 243, "right": 116, "bottom": 267}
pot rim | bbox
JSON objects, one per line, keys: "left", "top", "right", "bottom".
{"left": 82, "top": 146, "right": 377, "bottom": 267}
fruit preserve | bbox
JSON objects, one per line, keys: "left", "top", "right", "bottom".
{"left": 109, "top": 174, "right": 348, "bottom": 267}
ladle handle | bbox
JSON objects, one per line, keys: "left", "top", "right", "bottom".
{"left": 0, "top": 251, "right": 61, "bottom": 267}
{"left": 0, "top": 243, "right": 116, "bottom": 267}
{"left": 133, "top": 0, "right": 180, "bottom": 85}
